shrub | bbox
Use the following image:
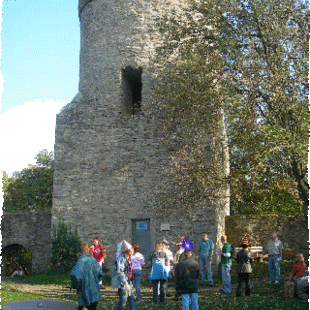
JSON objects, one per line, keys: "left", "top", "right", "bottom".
{"left": 51, "top": 221, "right": 79, "bottom": 272}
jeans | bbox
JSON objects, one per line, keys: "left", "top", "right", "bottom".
{"left": 166, "top": 272, "right": 170, "bottom": 295}
{"left": 268, "top": 256, "right": 281, "bottom": 283}
{"left": 99, "top": 261, "right": 103, "bottom": 285}
{"left": 132, "top": 269, "right": 142, "bottom": 299}
{"left": 222, "top": 263, "right": 231, "bottom": 293}
{"left": 115, "top": 282, "right": 137, "bottom": 310}
{"left": 199, "top": 257, "right": 213, "bottom": 285}
{"left": 236, "top": 273, "right": 250, "bottom": 296}
{"left": 152, "top": 279, "right": 166, "bottom": 304}
{"left": 296, "top": 277, "right": 309, "bottom": 299}
{"left": 182, "top": 293, "right": 199, "bottom": 310}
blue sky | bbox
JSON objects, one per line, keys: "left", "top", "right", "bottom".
{"left": 0, "top": 0, "right": 80, "bottom": 175}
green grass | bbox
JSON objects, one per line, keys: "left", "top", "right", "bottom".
{"left": 1, "top": 283, "right": 79, "bottom": 309}
{"left": 1, "top": 283, "right": 50, "bottom": 305}
{"left": 1, "top": 262, "right": 309, "bottom": 310}
{"left": 11, "top": 270, "right": 72, "bottom": 286}
{"left": 11, "top": 268, "right": 112, "bottom": 287}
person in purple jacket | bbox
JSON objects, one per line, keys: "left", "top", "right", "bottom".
{"left": 131, "top": 243, "right": 145, "bottom": 301}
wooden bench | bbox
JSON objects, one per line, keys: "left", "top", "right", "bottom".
{"left": 235, "top": 246, "right": 266, "bottom": 262}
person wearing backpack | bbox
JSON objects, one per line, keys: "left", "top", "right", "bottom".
{"left": 219, "top": 235, "right": 232, "bottom": 293}
{"left": 236, "top": 235, "right": 252, "bottom": 297}
{"left": 111, "top": 240, "right": 138, "bottom": 310}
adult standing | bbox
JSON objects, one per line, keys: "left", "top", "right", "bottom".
{"left": 131, "top": 243, "right": 145, "bottom": 301}
{"left": 70, "top": 241, "right": 105, "bottom": 310}
{"left": 175, "top": 250, "right": 200, "bottom": 310}
{"left": 89, "top": 237, "right": 107, "bottom": 286}
{"left": 148, "top": 242, "right": 169, "bottom": 305}
{"left": 162, "top": 239, "right": 174, "bottom": 296}
{"left": 265, "top": 232, "right": 284, "bottom": 284}
{"left": 111, "top": 240, "right": 137, "bottom": 310}
{"left": 198, "top": 233, "right": 214, "bottom": 286}
{"left": 173, "top": 235, "right": 185, "bottom": 300}
{"left": 173, "top": 235, "right": 186, "bottom": 265}
{"left": 236, "top": 235, "right": 252, "bottom": 297}
{"left": 219, "top": 235, "right": 232, "bottom": 293}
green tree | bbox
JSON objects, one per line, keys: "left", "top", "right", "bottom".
{"left": 151, "top": 0, "right": 308, "bottom": 216}
{"left": 221, "top": 0, "right": 308, "bottom": 216}
{"left": 3, "top": 150, "right": 54, "bottom": 212}
{"left": 150, "top": 0, "right": 229, "bottom": 216}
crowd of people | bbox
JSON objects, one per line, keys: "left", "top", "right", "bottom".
{"left": 70, "top": 232, "right": 308, "bottom": 310}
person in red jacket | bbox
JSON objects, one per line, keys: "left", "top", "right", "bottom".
{"left": 89, "top": 237, "right": 107, "bottom": 286}
{"left": 284, "top": 253, "right": 307, "bottom": 299}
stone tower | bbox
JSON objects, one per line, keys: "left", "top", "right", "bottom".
{"left": 52, "top": 0, "right": 230, "bottom": 272}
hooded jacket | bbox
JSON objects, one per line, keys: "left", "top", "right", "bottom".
{"left": 111, "top": 252, "right": 131, "bottom": 289}
{"left": 70, "top": 253, "right": 105, "bottom": 306}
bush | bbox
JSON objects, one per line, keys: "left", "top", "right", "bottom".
{"left": 51, "top": 221, "right": 80, "bottom": 272}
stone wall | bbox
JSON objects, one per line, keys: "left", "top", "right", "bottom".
{"left": 2, "top": 212, "right": 52, "bottom": 275}
{"left": 225, "top": 215, "right": 308, "bottom": 261}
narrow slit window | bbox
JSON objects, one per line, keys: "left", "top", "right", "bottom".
{"left": 121, "top": 66, "right": 142, "bottom": 115}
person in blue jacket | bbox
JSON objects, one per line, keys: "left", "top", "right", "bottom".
{"left": 70, "top": 241, "right": 105, "bottom": 310}
{"left": 198, "top": 233, "right": 214, "bottom": 286}
{"left": 148, "top": 242, "right": 169, "bottom": 304}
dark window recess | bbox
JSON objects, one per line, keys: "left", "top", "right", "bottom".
{"left": 121, "top": 66, "right": 142, "bottom": 115}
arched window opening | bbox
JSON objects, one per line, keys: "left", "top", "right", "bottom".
{"left": 121, "top": 66, "right": 142, "bottom": 115}
{"left": 2, "top": 244, "right": 32, "bottom": 277}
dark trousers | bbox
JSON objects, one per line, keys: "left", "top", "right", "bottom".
{"left": 236, "top": 273, "right": 250, "bottom": 297}
{"left": 152, "top": 279, "right": 166, "bottom": 304}
{"left": 79, "top": 302, "right": 98, "bottom": 310}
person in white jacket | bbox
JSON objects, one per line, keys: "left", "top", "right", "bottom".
{"left": 162, "top": 239, "right": 174, "bottom": 296}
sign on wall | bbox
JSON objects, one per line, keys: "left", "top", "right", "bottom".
{"left": 136, "top": 221, "right": 148, "bottom": 230}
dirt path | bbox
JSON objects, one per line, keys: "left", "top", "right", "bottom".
{"left": 2, "top": 277, "right": 228, "bottom": 300}
{"left": 2, "top": 278, "right": 119, "bottom": 299}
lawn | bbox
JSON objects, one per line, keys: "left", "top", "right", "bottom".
{"left": 1, "top": 261, "right": 308, "bottom": 310}
{"left": 1, "top": 283, "right": 52, "bottom": 305}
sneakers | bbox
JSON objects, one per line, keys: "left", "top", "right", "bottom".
{"left": 275, "top": 280, "right": 279, "bottom": 284}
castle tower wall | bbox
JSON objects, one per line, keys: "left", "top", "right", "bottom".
{"left": 52, "top": 0, "right": 229, "bottom": 272}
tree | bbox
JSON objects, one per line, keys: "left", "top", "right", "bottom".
{"left": 151, "top": 0, "right": 308, "bottom": 216}
{"left": 3, "top": 150, "right": 54, "bottom": 212}
{"left": 150, "top": 0, "right": 229, "bottom": 217}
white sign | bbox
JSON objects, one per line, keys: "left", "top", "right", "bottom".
{"left": 160, "top": 223, "right": 170, "bottom": 231}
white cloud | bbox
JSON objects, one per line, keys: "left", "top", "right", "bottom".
{"left": 0, "top": 99, "right": 66, "bottom": 176}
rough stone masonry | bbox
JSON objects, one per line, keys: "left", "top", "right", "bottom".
{"left": 52, "top": 0, "right": 230, "bottom": 272}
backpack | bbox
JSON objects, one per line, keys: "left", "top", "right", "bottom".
{"left": 230, "top": 245, "right": 237, "bottom": 260}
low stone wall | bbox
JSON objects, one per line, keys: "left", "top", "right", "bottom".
{"left": 2, "top": 212, "right": 307, "bottom": 276}
{"left": 2, "top": 211, "right": 52, "bottom": 274}
{"left": 225, "top": 215, "right": 308, "bottom": 261}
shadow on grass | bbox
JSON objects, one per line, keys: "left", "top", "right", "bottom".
{"left": 2, "top": 261, "right": 308, "bottom": 310}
